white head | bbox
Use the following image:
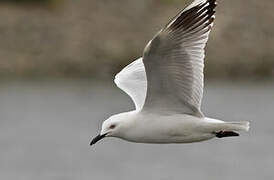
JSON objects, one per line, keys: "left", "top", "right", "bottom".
{"left": 90, "top": 112, "right": 132, "bottom": 146}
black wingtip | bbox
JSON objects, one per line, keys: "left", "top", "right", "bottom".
{"left": 167, "top": 0, "right": 217, "bottom": 32}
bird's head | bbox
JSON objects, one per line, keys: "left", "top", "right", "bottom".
{"left": 90, "top": 112, "right": 131, "bottom": 146}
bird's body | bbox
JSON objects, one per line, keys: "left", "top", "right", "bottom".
{"left": 109, "top": 111, "right": 214, "bottom": 143}
{"left": 104, "top": 111, "right": 248, "bottom": 144}
{"left": 90, "top": 0, "right": 250, "bottom": 146}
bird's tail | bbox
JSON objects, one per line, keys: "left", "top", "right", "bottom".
{"left": 204, "top": 118, "right": 250, "bottom": 138}
{"left": 205, "top": 118, "right": 250, "bottom": 131}
{"left": 221, "top": 121, "right": 250, "bottom": 132}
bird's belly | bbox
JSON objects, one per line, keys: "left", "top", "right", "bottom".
{"left": 122, "top": 131, "right": 214, "bottom": 144}
{"left": 122, "top": 115, "right": 215, "bottom": 144}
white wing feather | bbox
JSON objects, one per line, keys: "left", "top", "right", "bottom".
{"left": 114, "top": 58, "right": 147, "bottom": 110}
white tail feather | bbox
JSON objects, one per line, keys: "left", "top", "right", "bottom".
{"left": 205, "top": 118, "right": 250, "bottom": 132}
{"left": 222, "top": 121, "right": 250, "bottom": 132}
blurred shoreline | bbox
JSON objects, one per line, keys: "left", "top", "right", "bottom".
{"left": 0, "top": 77, "right": 273, "bottom": 86}
{"left": 0, "top": 0, "right": 273, "bottom": 80}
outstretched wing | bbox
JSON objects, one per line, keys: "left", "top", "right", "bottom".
{"left": 114, "top": 58, "right": 147, "bottom": 110}
{"left": 142, "top": 0, "right": 217, "bottom": 117}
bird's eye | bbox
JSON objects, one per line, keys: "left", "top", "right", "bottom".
{"left": 109, "top": 124, "right": 116, "bottom": 129}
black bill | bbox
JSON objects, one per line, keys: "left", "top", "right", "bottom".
{"left": 90, "top": 133, "right": 107, "bottom": 146}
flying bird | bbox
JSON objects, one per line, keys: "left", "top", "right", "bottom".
{"left": 90, "top": 0, "right": 249, "bottom": 146}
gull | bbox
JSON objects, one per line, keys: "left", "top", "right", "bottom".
{"left": 90, "top": 0, "right": 249, "bottom": 146}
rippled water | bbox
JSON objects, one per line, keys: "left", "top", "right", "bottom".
{"left": 0, "top": 79, "right": 273, "bottom": 180}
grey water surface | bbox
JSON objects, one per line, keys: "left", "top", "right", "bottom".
{"left": 0, "top": 79, "right": 273, "bottom": 180}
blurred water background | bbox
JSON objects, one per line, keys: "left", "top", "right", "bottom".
{"left": 0, "top": 79, "right": 274, "bottom": 180}
{"left": 0, "top": 0, "right": 274, "bottom": 180}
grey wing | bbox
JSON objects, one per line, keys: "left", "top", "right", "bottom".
{"left": 142, "top": 0, "right": 217, "bottom": 117}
